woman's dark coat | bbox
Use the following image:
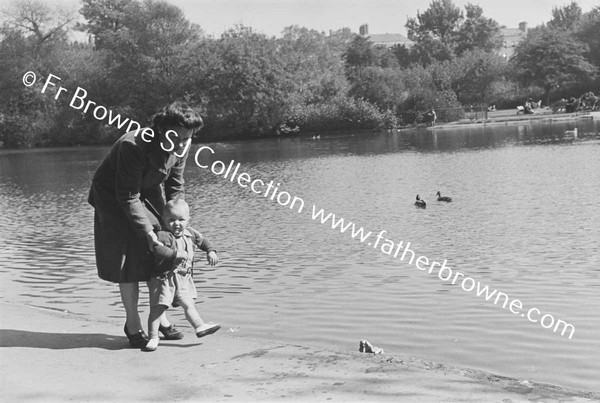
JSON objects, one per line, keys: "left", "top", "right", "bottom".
{"left": 88, "top": 130, "right": 187, "bottom": 283}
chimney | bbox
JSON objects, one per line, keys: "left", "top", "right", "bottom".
{"left": 518, "top": 21, "right": 527, "bottom": 32}
{"left": 359, "top": 23, "right": 369, "bottom": 36}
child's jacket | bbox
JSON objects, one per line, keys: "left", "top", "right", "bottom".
{"left": 152, "top": 227, "right": 215, "bottom": 275}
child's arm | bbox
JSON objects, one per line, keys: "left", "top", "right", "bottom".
{"left": 189, "top": 227, "right": 219, "bottom": 266}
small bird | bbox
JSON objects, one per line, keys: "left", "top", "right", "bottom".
{"left": 415, "top": 195, "right": 426, "bottom": 208}
{"left": 436, "top": 191, "right": 452, "bottom": 202}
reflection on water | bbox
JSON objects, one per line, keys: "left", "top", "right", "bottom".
{"left": 1, "top": 120, "right": 600, "bottom": 392}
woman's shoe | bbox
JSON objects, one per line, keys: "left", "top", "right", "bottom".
{"left": 159, "top": 324, "right": 184, "bottom": 340}
{"left": 124, "top": 324, "right": 149, "bottom": 348}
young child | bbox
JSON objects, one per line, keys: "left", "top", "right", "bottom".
{"left": 144, "top": 198, "right": 221, "bottom": 352}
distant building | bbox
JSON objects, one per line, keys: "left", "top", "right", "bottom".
{"left": 329, "top": 22, "right": 524, "bottom": 54}
{"left": 359, "top": 24, "right": 413, "bottom": 48}
{"left": 327, "top": 24, "right": 413, "bottom": 48}
{"left": 500, "top": 21, "right": 528, "bottom": 59}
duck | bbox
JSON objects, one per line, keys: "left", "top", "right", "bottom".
{"left": 414, "top": 195, "right": 426, "bottom": 208}
{"left": 436, "top": 191, "right": 452, "bottom": 202}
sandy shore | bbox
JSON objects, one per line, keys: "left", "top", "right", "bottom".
{"left": 1, "top": 302, "right": 598, "bottom": 402}
{"left": 433, "top": 109, "right": 600, "bottom": 130}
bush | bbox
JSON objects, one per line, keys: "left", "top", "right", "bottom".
{"left": 284, "top": 96, "right": 398, "bottom": 134}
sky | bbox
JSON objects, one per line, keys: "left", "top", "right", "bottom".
{"left": 165, "top": 0, "right": 600, "bottom": 36}
{"left": 44, "top": 0, "right": 600, "bottom": 38}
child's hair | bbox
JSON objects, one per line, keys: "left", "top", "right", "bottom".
{"left": 152, "top": 101, "right": 204, "bottom": 132}
{"left": 163, "top": 198, "right": 189, "bottom": 216}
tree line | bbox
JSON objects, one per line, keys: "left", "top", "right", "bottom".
{"left": 0, "top": 0, "right": 598, "bottom": 148}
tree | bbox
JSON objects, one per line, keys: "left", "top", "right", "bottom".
{"left": 512, "top": 26, "right": 597, "bottom": 105}
{"left": 78, "top": 0, "right": 137, "bottom": 52}
{"left": 406, "top": 0, "right": 462, "bottom": 63}
{"left": 391, "top": 43, "right": 413, "bottom": 67}
{"left": 576, "top": 6, "right": 600, "bottom": 68}
{"left": 0, "top": 0, "right": 82, "bottom": 147}
{"left": 347, "top": 66, "right": 407, "bottom": 112}
{"left": 455, "top": 4, "right": 502, "bottom": 55}
{"left": 1, "top": 0, "right": 77, "bottom": 49}
{"left": 548, "top": 1, "right": 582, "bottom": 31}
{"left": 405, "top": 0, "right": 501, "bottom": 64}
{"left": 400, "top": 64, "right": 463, "bottom": 123}
{"left": 324, "top": 27, "right": 354, "bottom": 54}
{"left": 204, "top": 25, "right": 293, "bottom": 137}
{"left": 279, "top": 26, "right": 347, "bottom": 105}
{"left": 78, "top": 0, "right": 203, "bottom": 122}
{"left": 343, "top": 35, "right": 377, "bottom": 68}
{"left": 448, "top": 49, "right": 508, "bottom": 104}
{"left": 130, "top": 0, "right": 202, "bottom": 103}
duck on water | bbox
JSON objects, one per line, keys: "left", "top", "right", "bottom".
{"left": 436, "top": 191, "right": 452, "bottom": 202}
{"left": 415, "top": 195, "right": 426, "bottom": 208}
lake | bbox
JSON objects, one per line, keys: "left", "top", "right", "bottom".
{"left": 1, "top": 119, "right": 599, "bottom": 392}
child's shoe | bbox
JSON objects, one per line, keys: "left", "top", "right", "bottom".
{"left": 195, "top": 322, "right": 221, "bottom": 338}
{"left": 142, "top": 338, "right": 159, "bottom": 352}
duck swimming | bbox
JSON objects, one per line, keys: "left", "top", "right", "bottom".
{"left": 436, "top": 191, "right": 452, "bottom": 202}
{"left": 415, "top": 195, "right": 426, "bottom": 208}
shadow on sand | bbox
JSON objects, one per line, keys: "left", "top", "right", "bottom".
{"left": 0, "top": 329, "right": 128, "bottom": 350}
{"left": 0, "top": 329, "right": 206, "bottom": 351}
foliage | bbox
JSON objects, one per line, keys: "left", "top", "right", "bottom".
{"left": 397, "top": 64, "right": 464, "bottom": 123}
{"left": 78, "top": 0, "right": 203, "bottom": 117}
{"left": 343, "top": 35, "right": 378, "bottom": 68}
{"left": 406, "top": 0, "right": 501, "bottom": 64}
{"left": 1, "top": 0, "right": 599, "bottom": 148}
{"left": 448, "top": 50, "right": 508, "bottom": 104}
{"left": 279, "top": 25, "right": 348, "bottom": 106}
{"left": 455, "top": 4, "right": 502, "bottom": 55}
{"left": 576, "top": 6, "right": 600, "bottom": 68}
{"left": 202, "top": 25, "right": 293, "bottom": 138}
{"left": 512, "top": 25, "right": 597, "bottom": 104}
{"left": 347, "top": 66, "right": 408, "bottom": 112}
{"left": 406, "top": 0, "right": 462, "bottom": 63}
{"left": 285, "top": 95, "right": 397, "bottom": 133}
{"left": 548, "top": 1, "right": 583, "bottom": 31}
{"left": 0, "top": 0, "right": 79, "bottom": 147}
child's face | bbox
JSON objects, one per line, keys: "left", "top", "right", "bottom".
{"left": 163, "top": 205, "right": 189, "bottom": 237}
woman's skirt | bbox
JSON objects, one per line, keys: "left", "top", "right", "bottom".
{"left": 93, "top": 205, "right": 161, "bottom": 283}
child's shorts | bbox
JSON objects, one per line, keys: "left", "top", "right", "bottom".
{"left": 149, "top": 269, "right": 198, "bottom": 308}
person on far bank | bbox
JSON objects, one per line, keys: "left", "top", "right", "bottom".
{"left": 144, "top": 198, "right": 221, "bottom": 352}
{"left": 88, "top": 101, "right": 204, "bottom": 347}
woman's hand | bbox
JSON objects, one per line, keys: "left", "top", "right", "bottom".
{"left": 207, "top": 251, "right": 219, "bottom": 266}
{"left": 175, "top": 250, "right": 187, "bottom": 265}
{"left": 146, "top": 231, "right": 164, "bottom": 251}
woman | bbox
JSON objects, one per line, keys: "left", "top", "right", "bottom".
{"left": 88, "top": 101, "right": 204, "bottom": 347}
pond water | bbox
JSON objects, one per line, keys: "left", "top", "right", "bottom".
{"left": 1, "top": 119, "right": 599, "bottom": 392}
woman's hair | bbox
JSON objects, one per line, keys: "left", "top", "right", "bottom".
{"left": 152, "top": 101, "right": 204, "bottom": 132}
